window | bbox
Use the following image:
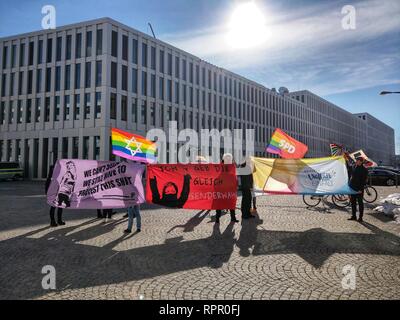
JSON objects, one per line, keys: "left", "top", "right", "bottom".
{"left": 75, "top": 63, "right": 81, "bottom": 89}
{"left": 10, "top": 73, "right": 14, "bottom": 96}
{"left": 167, "top": 80, "right": 172, "bottom": 102}
{"left": 95, "top": 92, "right": 101, "bottom": 119}
{"left": 37, "top": 40, "right": 43, "bottom": 64}
{"left": 131, "top": 68, "right": 137, "bottom": 93}
{"left": 74, "top": 94, "right": 80, "bottom": 120}
{"left": 83, "top": 137, "right": 89, "bottom": 159}
{"left": 62, "top": 137, "right": 68, "bottom": 159}
{"left": 159, "top": 77, "right": 164, "bottom": 100}
{"left": 86, "top": 31, "right": 92, "bottom": 57}
{"left": 150, "top": 102, "right": 155, "bottom": 125}
{"left": 167, "top": 53, "right": 172, "bottom": 75}
{"left": 111, "top": 31, "right": 118, "bottom": 57}
{"left": 141, "top": 100, "right": 147, "bottom": 124}
{"left": 1, "top": 74, "right": 6, "bottom": 97}
{"left": 0, "top": 101, "right": 5, "bottom": 125}
{"left": 44, "top": 97, "right": 50, "bottom": 122}
{"left": 18, "top": 71, "right": 24, "bottom": 95}
{"left": 46, "top": 38, "right": 52, "bottom": 63}
{"left": 141, "top": 71, "right": 147, "bottom": 96}
{"left": 159, "top": 104, "right": 164, "bottom": 127}
{"left": 159, "top": 50, "right": 164, "bottom": 73}
{"left": 132, "top": 98, "right": 137, "bottom": 123}
{"left": 54, "top": 96, "right": 60, "bottom": 121}
{"left": 122, "top": 65, "right": 128, "bottom": 91}
{"left": 175, "top": 82, "right": 179, "bottom": 104}
{"left": 132, "top": 39, "right": 138, "bottom": 64}
{"left": 121, "top": 95, "right": 127, "bottom": 121}
{"left": 94, "top": 136, "right": 100, "bottom": 160}
{"left": 25, "top": 99, "right": 32, "bottom": 123}
{"left": 64, "top": 95, "right": 70, "bottom": 121}
{"left": 66, "top": 35, "right": 72, "bottom": 60}
{"left": 175, "top": 56, "right": 179, "bottom": 78}
{"left": 182, "top": 59, "right": 186, "bottom": 80}
{"left": 19, "top": 43, "right": 25, "bottom": 66}
{"left": 11, "top": 44, "right": 16, "bottom": 68}
{"left": 65, "top": 65, "right": 71, "bottom": 90}
{"left": 27, "top": 70, "right": 33, "bottom": 94}
{"left": 2, "top": 46, "right": 7, "bottom": 69}
{"left": 55, "top": 66, "right": 61, "bottom": 91}
{"left": 142, "top": 43, "right": 147, "bottom": 67}
{"left": 196, "top": 65, "right": 199, "bottom": 85}
{"left": 84, "top": 93, "right": 91, "bottom": 119}
{"left": 17, "top": 100, "right": 23, "bottom": 123}
{"left": 85, "top": 62, "right": 91, "bottom": 88}
{"left": 28, "top": 42, "right": 34, "bottom": 65}
{"left": 96, "top": 29, "right": 103, "bottom": 55}
{"left": 75, "top": 33, "right": 82, "bottom": 58}
{"left": 45, "top": 68, "right": 51, "bottom": 92}
{"left": 9, "top": 101, "right": 14, "bottom": 124}
{"left": 110, "top": 93, "right": 116, "bottom": 119}
{"left": 151, "top": 46, "right": 156, "bottom": 70}
{"left": 111, "top": 62, "right": 117, "bottom": 88}
{"left": 72, "top": 137, "right": 79, "bottom": 158}
{"left": 35, "top": 98, "right": 41, "bottom": 122}
{"left": 151, "top": 74, "right": 156, "bottom": 98}
{"left": 189, "top": 62, "right": 193, "bottom": 83}
{"left": 122, "top": 35, "right": 128, "bottom": 61}
{"left": 95, "top": 61, "right": 102, "bottom": 87}
{"left": 56, "top": 36, "right": 62, "bottom": 61}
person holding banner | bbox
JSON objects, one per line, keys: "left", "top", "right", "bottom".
{"left": 45, "top": 165, "right": 65, "bottom": 227}
{"left": 348, "top": 157, "right": 369, "bottom": 223}
{"left": 124, "top": 205, "right": 141, "bottom": 233}
{"left": 215, "top": 153, "right": 239, "bottom": 224}
{"left": 240, "top": 160, "right": 255, "bottom": 220}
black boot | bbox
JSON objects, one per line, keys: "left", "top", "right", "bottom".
{"left": 50, "top": 220, "right": 58, "bottom": 227}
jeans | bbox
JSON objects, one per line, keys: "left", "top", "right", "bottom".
{"left": 128, "top": 205, "right": 141, "bottom": 230}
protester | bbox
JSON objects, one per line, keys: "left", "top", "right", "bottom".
{"left": 348, "top": 157, "right": 369, "bottom": 222}
{"left": 45, "top": 165, "right": 65, "bottom": 227}
{"left": 103, "top": 209, "right": 113, "bottom": 222}
{"left": 240, "top": 160, "right": 255, "bottom": 220}
{"left": 124, "top": 205, "right": 141, "bottom": 233}
{"left": 215, "top": 153, "right": 239, "bottom": 224}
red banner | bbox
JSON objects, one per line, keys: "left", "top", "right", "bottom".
{"left": 146, "top": 163, "right": 237, "bottom": 210}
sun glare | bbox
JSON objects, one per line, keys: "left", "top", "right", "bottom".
{"left": 226, "top": 1, "right": 268, "bottom": 49}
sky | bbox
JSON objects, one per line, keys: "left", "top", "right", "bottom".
{"left": 1, "top": 0, "right": 399, "bottom": 153}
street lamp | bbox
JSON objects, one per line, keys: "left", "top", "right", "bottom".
{"left": 379, "top": 91, "right": 400, "bottom": 95}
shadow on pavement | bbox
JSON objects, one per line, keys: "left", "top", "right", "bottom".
{"left": 1, "top": 212, "right": 399, "bottom": 299}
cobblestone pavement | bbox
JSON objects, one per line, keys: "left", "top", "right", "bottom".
{"left": 0, "top": 181, "right": 399, "bottom": 300}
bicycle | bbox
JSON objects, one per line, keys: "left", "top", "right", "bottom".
{"left": 331, "top": 185, "right": 378, "bottom": 208}
{"left": 302, "top": 194, "right": 330, "bottom": 208}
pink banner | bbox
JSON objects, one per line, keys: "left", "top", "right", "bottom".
{"left": 47, "top": 159, "right": 145, "bottom": 209}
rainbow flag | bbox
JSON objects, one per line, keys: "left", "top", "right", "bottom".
{"left": 266, "top": 128, "right": 308, "bottom": 159}
{"left": 111, "top": 128, "right": 157, "bottom": 163}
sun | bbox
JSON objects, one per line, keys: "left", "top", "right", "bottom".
{"left": 226, "top": 1, "right": 268, "bottom": 49}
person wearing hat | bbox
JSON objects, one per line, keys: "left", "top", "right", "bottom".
{"left": 348, "top": 157, "right": 369, "bottom": 222}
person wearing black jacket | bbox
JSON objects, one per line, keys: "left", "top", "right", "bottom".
{"left": 45, "top": 165, "right": 65, "bottom": 227}
{"left": 348, "top": 157, "right": 369, "bottom": 222}
{"left": 240, "top": 161, "right": 255, "bottom": 219}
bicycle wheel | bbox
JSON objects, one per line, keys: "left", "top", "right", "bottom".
{"left": 364, "top": 186, "right": 378, "bottom": 203}
{"left": 303, "top": 195, "right": 321, "bottom": 207}
{"left": 332, "top": 194, "right": 350, "bottom": 208}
